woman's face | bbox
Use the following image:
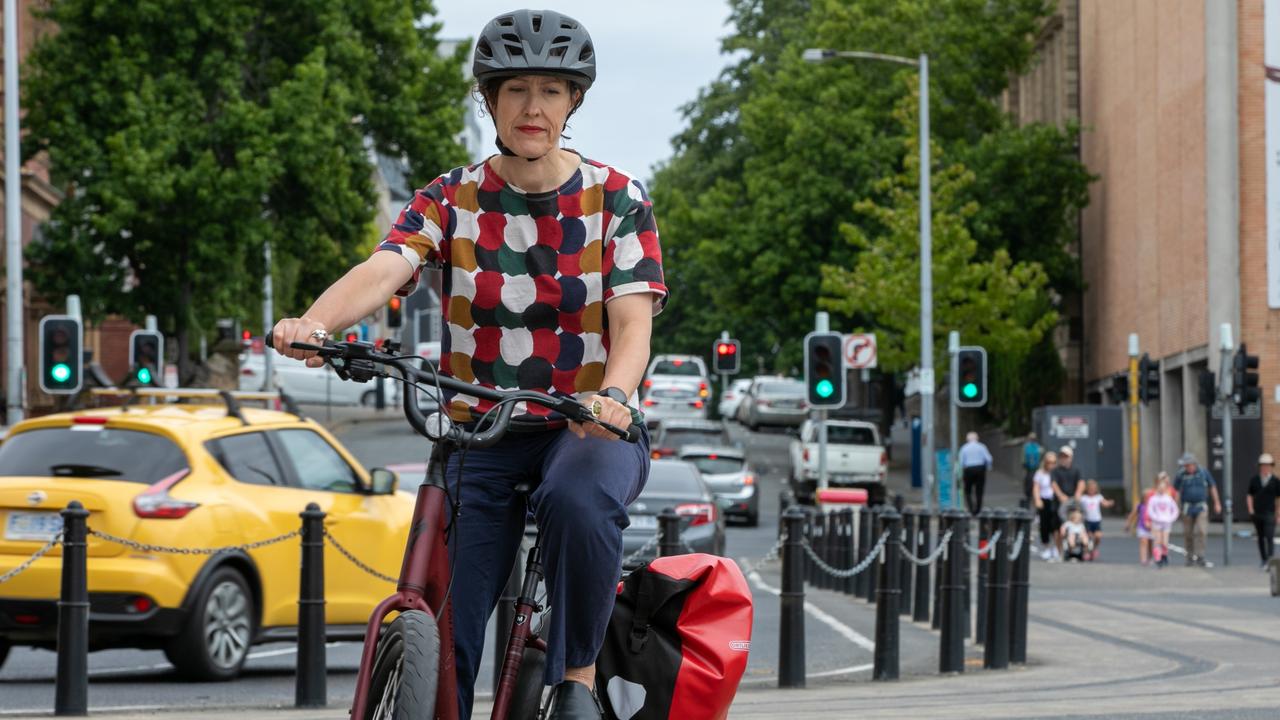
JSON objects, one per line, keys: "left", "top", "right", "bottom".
{"left": 490, "top": 75, "right": 578, "bottom": 160}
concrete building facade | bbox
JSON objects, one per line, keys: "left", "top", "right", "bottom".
{"left": 1076, "top": 0, "right": 1274, "bottom": 505}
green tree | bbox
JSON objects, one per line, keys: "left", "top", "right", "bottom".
{"left": 22, "top": 0, "right": 470, "bottom": 380}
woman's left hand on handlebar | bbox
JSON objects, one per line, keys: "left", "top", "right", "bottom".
{"left": 271, "top": 317, "right": 329, "bottom": 367}
{"left": 569, "top": 394, "right": 630, "bottom": 441}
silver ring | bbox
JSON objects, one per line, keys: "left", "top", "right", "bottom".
{"left": 309, "top": 329, "right": 330, "bottom": 342}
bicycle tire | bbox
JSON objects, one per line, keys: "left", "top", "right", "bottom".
{"left": 508, "top": 645, "right": 547, "bottom": 720}
{"left": 366, "top": 610, "right": 439, "bottom": 720}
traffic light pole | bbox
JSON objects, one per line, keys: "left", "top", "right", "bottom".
{"left": 948, "top": 332, "right": 959, "bottom": 511}
{"left": 1219, "top": 325, "right": 1234, "bottom": 567}
{"left": 5, "top": 0, "right": 24, "bottom": 424}
{"left": 815, "top": 315, "right": 830, "bottom": 493}
{"left": 1128, "top": 334, "right": 1140, "bottom": 510}
{"left": 262, "top": 242, "right": 275, "bottom": 392}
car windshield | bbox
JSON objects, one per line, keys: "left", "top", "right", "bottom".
{"left": 0, "top": 427, "right": 188, "bottom": 484}
{"left": 827, "top": 426, "right": 877, "bottom": 445}
{"left": 681, "top": 454, "right": 744, "bottom": 475}
{"left": 760, "top": 381, "right": 804, "bottom": 395}
{"left": 661, "top": 428, "right": 726, "bottom": 449}
{"left": 650, "top": 385, "right": 697, "bottom": 399}
{"left": 652, "top": 360, "right": 702, "bottom": 377}
{"left": 639, "top": 464, "right": 704, "bottom": 498}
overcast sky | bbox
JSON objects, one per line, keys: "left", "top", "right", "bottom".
{"left": 432, "top": 1, "right": 738, "bottom": 183}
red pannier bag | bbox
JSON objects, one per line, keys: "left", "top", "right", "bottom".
{"left": 595, "top": 554, "right": 753, "bottom": 720}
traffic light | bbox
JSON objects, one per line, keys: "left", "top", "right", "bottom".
{"left": 1137, "top": 353, "right": 1160, "bottom": 404}
{"left": 712, "top": 338, "right": 740, "bottom": 374}
{"left": 129, "top": 330, "right": 164, "bottom": 386}
{"left": 387, "top": 297, "right": 403, "bottom": 329}
{"left": 803, "top": 332, "right": 845, "bottom": 408}
{"left": 1198, "top": 369, "right": 1217, "bottom": 407}
{"left": 38, "top": 315, "right": 83, "bottom": 394}
{"left": 1232, "top": 343, "right": 1261, "bottom": 409}
{"left": 953, "top": 346, "right": 988, "bottom": 408}
{"left": 1108, "top": 373, "right": 1129, "bottom": 405}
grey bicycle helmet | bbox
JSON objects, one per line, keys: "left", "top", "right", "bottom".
{"left": 472, "top": 9, "right": 596, "bottom": 90}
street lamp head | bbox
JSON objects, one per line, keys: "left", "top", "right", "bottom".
{"left": 802, "top": 48, "right": 832, "bottom": 63}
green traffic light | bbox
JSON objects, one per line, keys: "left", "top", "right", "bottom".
{"left": 51, "top": 363, "right": 71, "bottom": 383}
{"left": 816, "top": 379, "right": 834, "bottom": 398}
{"left": 136, "top": 367, "right": 152, "bottom": 384}
{"left": 962, "top": 382, "right": 979, "bottom": 399}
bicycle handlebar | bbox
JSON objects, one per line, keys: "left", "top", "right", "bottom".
{"left": 264, "top": 334, "right": 641, "bottom": 446}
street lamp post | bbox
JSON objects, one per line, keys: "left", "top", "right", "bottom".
{"left": 803, "top": 48, "right": 933, "bottom": 508}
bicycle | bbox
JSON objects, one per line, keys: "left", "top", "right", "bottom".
{"left": 267, "top": 335, "right": 641, "bottom": 720}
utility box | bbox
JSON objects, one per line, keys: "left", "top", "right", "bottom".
{"left": 1031, "top": 405, "right": 1125, "bottom": 490}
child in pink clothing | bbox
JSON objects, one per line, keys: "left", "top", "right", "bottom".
{"left": 1146, "top": 472, "right": 1180, "bottom": 568}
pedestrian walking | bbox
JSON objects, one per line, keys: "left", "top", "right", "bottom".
{"left": 1033, "top": 451, "right": 1061, "bottom": 562}
{"left": 1173, "top": 453, "right": 1222, "bottom": 567}
{"left": 1146, "top": 473, "right": 1180, "bottom": 568}
{"left": 1051, "top": 446, "right": 1083, "bottom": 556}
{"left": 1078, "top": 479, "right": 1114, "bottom": 561}
{"left": 1125, "top": 479, "right": 1156, "bottom": 565}
{"left": 959, "top": 431, "right": 993, "bottom": 515}
{"left": 1246, "top": 453, "right": 1279, "bottom": 568}
{"left": 1022, "top": 432, "right": 1043, "bottom": 502}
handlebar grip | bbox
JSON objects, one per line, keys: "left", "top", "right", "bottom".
{"left": 623, "top": 423, "right": 644, "bottom": 444}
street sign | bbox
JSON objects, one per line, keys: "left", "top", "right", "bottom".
{"left": 843, "top": 333, "right": 877, "bottom": 369}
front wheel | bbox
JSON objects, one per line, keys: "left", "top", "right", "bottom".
{"left": 509, "top": 645, "right": 547, "bottom": 720}
{"left": 367, "top": 610, "right": 439, "bottom": 720}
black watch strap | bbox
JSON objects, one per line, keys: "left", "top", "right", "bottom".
{"left": 600, "top": 386, "right": 630, "bottom": 406}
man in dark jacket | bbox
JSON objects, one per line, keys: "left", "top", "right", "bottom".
{"left": 1174, "top": 453, "right": 1223, "bottom": 567}
{"left": 1247, "top": 453, "right": 1279, "bottom": 568}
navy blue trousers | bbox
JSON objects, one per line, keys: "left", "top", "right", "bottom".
{"left": 445, "top": 426, "right": 650, "bottom": 718}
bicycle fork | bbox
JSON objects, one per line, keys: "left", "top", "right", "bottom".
{"left": 491, "top": 542, "right": 548, "bottom": 719}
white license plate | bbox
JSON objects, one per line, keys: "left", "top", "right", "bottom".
{"left": 5, "top": 511, "right": 64, "bottom": 541}
{"left": 629, "top": 515, "right": 658, "bottom": 531}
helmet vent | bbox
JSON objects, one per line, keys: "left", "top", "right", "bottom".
{"left": 496, "top": 15, "right": 514, "bottom": 27}
{"left": 579, "top": 44, "right": 594, "bottom": 62}
{"left": 549, "top": 45, "right": 566, "bottom": 58}
{"left": 531, "top": 14, "right": 542, "bottom": 32}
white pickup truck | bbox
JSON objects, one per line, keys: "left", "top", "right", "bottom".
{"left": 789, "top": 418, "right": 888, "bottom": 504}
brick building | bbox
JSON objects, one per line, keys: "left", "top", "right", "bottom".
{"left": 1071, "top": 0, "right": 1275, "bottom": 505}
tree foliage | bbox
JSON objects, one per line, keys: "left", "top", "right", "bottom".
{"left": 22, "top": 0, "right": 470, "bottom": 377}
{"left": 650, "top": 0, "right": 1092, "bottom": 420}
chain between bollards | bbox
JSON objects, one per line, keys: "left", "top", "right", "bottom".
{"left": 296, "top": 503, "right": 327, "bottom": 708}
{"left": 55, "top": 501, "right": 89, "bottom": 717}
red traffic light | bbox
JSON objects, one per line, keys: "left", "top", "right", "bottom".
{"left": 388, "top": 297, "right": 401, "bottom": 311}
{"left": 716, "top": 342, "right": 737, "bottom": 356}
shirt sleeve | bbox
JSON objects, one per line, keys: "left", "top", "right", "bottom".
{"left": 375, "top": 176, "right": 452, "bottom": 296}
{"left": 602, "top": 176, "right": 669, "bottom": 315}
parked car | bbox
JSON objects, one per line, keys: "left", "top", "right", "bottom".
{"left": 718, "top": 378, "right": 752, "bottom": 420}
{"left": 737, "top": 377, "right": 807, "bottom": 431}
{"left": 788, "top": 418, "right": 888, "bottom": 505}
{"left": 650, "top": 418, "right": 733, "bottom": 459}
{"left": 678, "top": 445, "right": 758, "bottom": 526}
{"left": 640, "top": 380, "right": 708, "bottom": 428}
{"left": 621, "top": 459, "right": 725, "bottom": 569}
{"left": 643, "top": 355, "right": 710, "bottom": 403}
{"left": 0, "top": 392, "right": 413, "bottom": 679}
{"left": 240, "top": 352, "right": 402, "bottom": 406}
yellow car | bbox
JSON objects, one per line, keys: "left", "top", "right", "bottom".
{"left": 0, "top": 390, "right": 414, "bottom": 680}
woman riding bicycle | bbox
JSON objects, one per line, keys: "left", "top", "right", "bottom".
{"left": 272, "top": 9, "right": 664, "bottom": 719}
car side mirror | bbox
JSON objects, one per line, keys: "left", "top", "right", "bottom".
{"left": 369, "top": 468, "right": 399, "bottom": 495}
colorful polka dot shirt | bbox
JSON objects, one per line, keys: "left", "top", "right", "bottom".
{"left": 376, "top": 155, "right": 668, "bottom": 426}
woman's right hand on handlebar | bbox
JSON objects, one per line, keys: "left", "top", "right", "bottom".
{"left": 271, "top": 317, "right": 329, "bottom": 367}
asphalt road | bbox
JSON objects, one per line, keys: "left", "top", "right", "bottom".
{"left": 4, "top": 411, "right": 1276, "bottom": 717}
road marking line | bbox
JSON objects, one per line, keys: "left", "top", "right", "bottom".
{"left": 742, "top": 558, "right": 876, "bottom": 652}
{"left": 66, "top": 641, "right": 351, "bottom": 678}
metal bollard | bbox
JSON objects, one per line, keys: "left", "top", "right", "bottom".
{"left": 873, "top": 507, "right": 903, "bottom": 681}
{"left": 842, "top": 508, "right": 857, "bottom": 594}
{"left": 855, "top": 505, "right": 871, "bottom": 598}
{"left": 55, "top": 501, "right": 90, "bottom": 717}
{"left": 817, "top": 511, "right": 832, "bottom": 590}
{"left": 779, "top": 507, "right": 807, "bottom": 688}
{"left": 962, "top": 513, "right": 973, "bottom": 641}
{"left": 914, "top": 510, "right": 933, "bottom": 623}
{"left": 932, "top": 512, "right": 943, "bottom": 630}
{"left": 975, "top": 508, "right": 994, "bottom": 646}
{"left": 1009, "top": 508, "right": 1033, "bottom": 664}
{"left": 939, "top": 510, "right": 968, "bottom": 674}
{"left": 658, "top": 508, "right": 682, "bottom": 557}
{"left": 802, "top": 507, "right": 816, "bottom": 586}
{"left": 296, "top": 503, "right": 327, "bottom": 708}
{"left": 899, "top": 510, "right": 915, "bottom": 616}
{"left": 866, "top": 506, "right": 882, "bottom": 604}
{"left": 493, "top": 546, "right": 523, "bottom": 689}
{"left": 984, "top": 510, "right": 1011, "bottom": 670}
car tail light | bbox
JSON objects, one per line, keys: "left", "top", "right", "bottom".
{"left": 643, "top": 379, "right": 653, "bottom": 389}
{"left": 133, "top": 468, "right": 200, "bottom": 519}
{"left": 241, "top": 367, "right": 256, "bottom": 376}
{"left": 692, "top": 400, "right": 704, "bottom": 409}
{"left": 803, "top": 448, "right": 810, "bottom": 462}
{"left": 672, "top": 359, "right": 684, "bottom": 367}
{"left": 651, "top": 447, "right": 675, "bottom": 459}
{"left": 126, "top": 595, "right": 155, "bottom": 614}
{"left": 698, "top": 382, "right": 708, "bottom": 398}
{"left": 72, "top": 416, "right": 109, "bottom": 425}
{"left": 643, "top": 398, "right": 656, "bottom": 407}
{"left": 880, "top": 451, "right": 889, "bottom": 467}
{"left": 14, "top": 614, "right": 40, "bottom": 625}
{"left": 743, "top": 473, "right": 755, "bottom": 486}
{"left": 675, "top": 502, "right": 716, "bottom": 527}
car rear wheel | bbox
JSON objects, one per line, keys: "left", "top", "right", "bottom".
{"left": 166, "top": 567, "right": 254, "bottom": 680}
